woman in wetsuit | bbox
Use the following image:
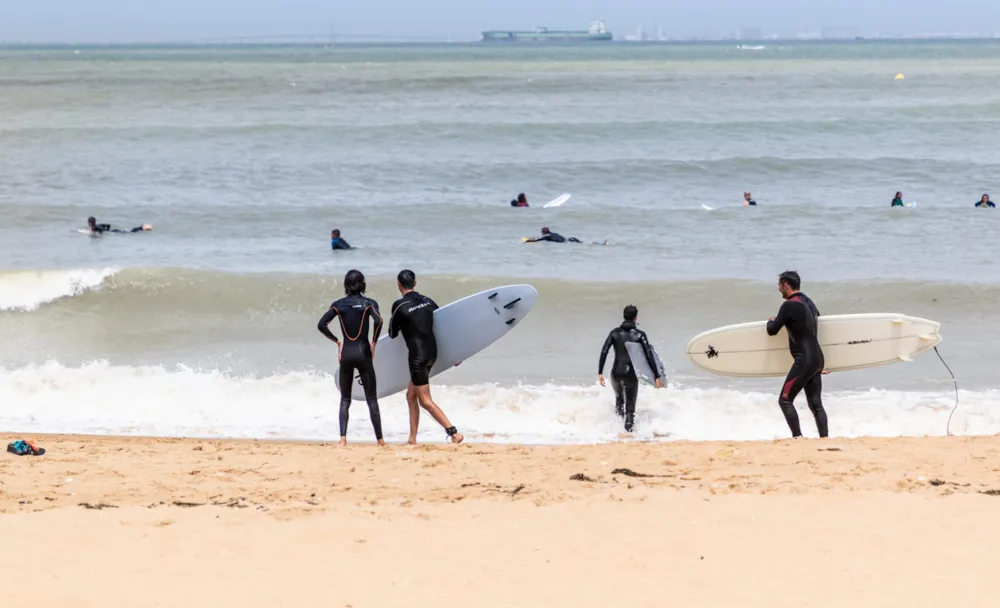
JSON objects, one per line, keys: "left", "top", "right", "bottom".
{"left": 317, "top": 269, "right": 385, "bottom": 446}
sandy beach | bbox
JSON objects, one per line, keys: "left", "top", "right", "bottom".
{"left": 1, "top": 433, "right": 998, "bottom": 606}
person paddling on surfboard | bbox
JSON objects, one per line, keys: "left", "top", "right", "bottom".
{"left": 598, "top": 305, "right": 663, "bottom": 433}
{"left": 510, "top": 193, "right": 529, "bottom": 207}
{"left": 317, "top": 269, "right": 385, "bottom": 447}
{"left": 975, "top": 194, "right": 995, "bottom": 208}
{"left": 330, "top": 229, "right": 352, "bottom": 250}
{"left": 766, "top": 270, "right": 829, "bottom": 439}
{"left": 87, "top": 216, "right": 151, "bottom": 234}
{"left": 525, "top": 227, "right": 582, "bottom": 243}
{"left": 389, "top": 269, "right": 463, "bottom": 445}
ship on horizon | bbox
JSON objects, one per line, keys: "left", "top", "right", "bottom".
{"left": 481, "top": 20, "right": 613, "bottom": 42}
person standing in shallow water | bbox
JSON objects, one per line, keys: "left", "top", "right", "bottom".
{"left": 317, "top": 269, "right": 385, "bottom": 446}
{"left": 766, "top": 270, "right": 829, "bottom": 439}
{"left": 598, "top": 305, "right": 664, "bottom": 433}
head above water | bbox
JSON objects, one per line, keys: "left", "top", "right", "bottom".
{"left": 744, "top": 192, "right": 751, "bottom": 199}
{"left": 397, "top": 269, "right": 416, "bottom": 293}
{"left": 983, "top": 194, "right": 991, "bottom": 203}
{"left": 895, "top": 191, "right": 903, "bottom": 199}
{"left": 778, "top": 270, "right": 801, "bottom": 298}
{"left": 623, "top": 305, "right": 638, "bottom": 322}
{"left": 518, "top": 193, "right": 526, "bottom": 203}
{"left": 343, "top": 269, "right": 366, "bottom": 296}
{"left": 331, "top": 229, "right": 341, "bottom": 238}
{"left": 541, "top": 227, "right": 550, "bottom": 235}
{"left": 87, "top": 216, "right": 96, "bottom": 228}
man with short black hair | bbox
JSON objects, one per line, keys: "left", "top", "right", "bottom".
{"left": 766, "top": 270, "right": 829, "bottom": 438}
{"left": 389, "top": 269, "right": 463, "bottom": 444}
{"left": 598, "top": 304, "right": 663, "bottom": 433}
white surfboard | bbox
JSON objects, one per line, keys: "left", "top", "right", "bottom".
{"left": 625, "top": 342, "right": 667, "bottom": 387}
{"left": 543, "top": 193, "right": 571, "bottom": 208}
{"left": 334, "top": 285, "right": 538, "bottom": 399}
{"left": 686, "top": 313, "right": 942, "bottom": 378}
{"left": 701, "top": 204, "right": 715, "bottom": 211}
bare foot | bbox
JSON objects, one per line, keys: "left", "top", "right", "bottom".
{"left": 406, "top": 437, "right": 418, "bottom": 446}
{"left": 377, "top": 439, "right": 386, "bottom": 447}
{"left": 339, "top": 437, "right": 347, "bottom": 446}
{"left": 450, "top": 433, "right": 464, "bottom": 444}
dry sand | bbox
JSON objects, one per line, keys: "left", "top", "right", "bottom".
{"left": 2, "top": 433, "right": 999, "bottom": 607}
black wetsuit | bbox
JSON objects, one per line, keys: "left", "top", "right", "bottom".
{"left": 533, "top": 232, "right": 581, "bottom": 243}
{"left": 317, "top": 294, "right": 384, "bottom": 440}
{"left": 389, "top": 291, "right": 438, "bottom": 386}
{"left": 598, "top": 321, "right": 660, "bottom": 432}
{"left": 92, "top": 223, "right": 144, "bottom": 234}
{"left": 766, "top": 292, "right": 829, "bottom": 438}
{"left": 891, "top": 198, "right": 904, "bottom": 207}
{"left": 746, "top": 198, "right": 757, "bottom": 206}
{"left": 975, "top": 201, "right": 996, "bottom": 208}
{"left": 331, "top": 237, "right": 352, "bottom": 250}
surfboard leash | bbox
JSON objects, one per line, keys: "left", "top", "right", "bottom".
{"left": 934, "top": 346, "right": 960, "bottom": 436}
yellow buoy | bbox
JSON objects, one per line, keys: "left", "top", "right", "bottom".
{"left": 895, "top": 73, "right": 905, "bottom": 80}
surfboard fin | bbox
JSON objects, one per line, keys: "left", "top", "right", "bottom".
{"left": 918, "top": 334, "right": 935, "bottom": 341}
{"left": 505, "top": 318, "right": 516, "bottom": 326}
{"left": 892, "top": 318, "right": 905, "bottom": 325}
{"left": 503, "top": 298, "right": 521, "bottom": 309}
{"left": 898, "top": 355, "right": 913, "bottom": 362}
{"left": 488, "top": 292, "right": 498, "bottom": 300}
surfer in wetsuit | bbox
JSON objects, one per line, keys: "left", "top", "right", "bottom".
{"left": 743, "top": 192, "right": 757, "bottom": 206}
{"left": 510, "top": 193, "right": 529, "bottom": 207}
{"left": 388, "top": 269, "right": 463, "bottom": 445}
{"left": 87, "top": 217, "right": 151, "bottom": 234}
{"left": 598, "top": 305, "right": 664, "bottom": 433}
{"left": 891, "top": 192, "right": 905, "bottom": 207}
{"left": 330, "top": 229, "right": 352, "bottom": 250}
{"left": 525, "top": 227, "right": 582, "bottom": 243}
{"left": 766, "top": 270, "right": 829, "bottom": 439}
{"left": 976, "top": 194, "right": 995, "bottom": 208}
{"left": 317, "top": 269, "right": 385, "bottom": 446}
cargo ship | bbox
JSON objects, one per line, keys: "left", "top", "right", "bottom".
{"left": 481, "top": 20, "right": 612, "bottom": 42}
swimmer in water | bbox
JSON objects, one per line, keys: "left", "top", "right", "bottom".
{"left": 766, "top": 270, "right": 829, "bottom": 439}
{"left": 330, "top": 229, "right": 352, "bottom": 250}
{"left": 524, "top": 227, "right": 582, "bottom": 243}
{"left": 510, "top": 193, "right": 529, "bottom": 207}
{"left": 316, "top": 269, "right": 385, "bottom": 447}
{"left": 743, "top": 192, "right": 757, "bottom": 206}
{"left": 891, "top": 192, "right": 905, "bottom": 207}
{"left": 975, "top": 194, "right": 995, "bottom": 208}
{"left": 388, "top": 269, "right": 463, "bottom": 445}
{"left": 87, "top": 217, "right": 151, "bottom": 234}
{"left": 598, "top": 305, "right": 664, "bottom": 433}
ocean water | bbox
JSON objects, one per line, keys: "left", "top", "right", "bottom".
{"left": 2, "top": 41, "right": 999, "bottom": 443}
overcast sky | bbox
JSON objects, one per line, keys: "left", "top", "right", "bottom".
{"left": 2, "top": 0, "right": 998, "bottom": 42}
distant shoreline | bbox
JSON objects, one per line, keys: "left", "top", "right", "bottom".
{"left": 1, "top": 37, "right": 998, "bottom": 50}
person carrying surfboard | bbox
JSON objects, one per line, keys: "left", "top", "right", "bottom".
{"left": 765, "top": 270, "right": 829, "bottom": 439}
{"left": 388, "top": 269, "right": 463, "bottom": 445}
{"left": 598, "top": 305, "right": 663, "bottom": 433}
{"left": 316, "top": 269, "right": 386, "bottom": 447}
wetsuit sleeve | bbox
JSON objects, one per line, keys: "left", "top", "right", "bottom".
{"left": 339, "top": 239, "right": 351, "bottom": 249}
{"left": 598, "top": 332, "right": 613, "bottom": 374}
{"left": 317, "top": 306, "right": 340, "bottom": 343}
{"left": 766, "top": 301, "right": 794, "bottom": 336}
{"left": 637, "top": 331, "right": 661, "bottom": 380}
{"left": 94, "top": 224, "right": 111, "bottom": 234}
{"left": 369, "top": 301, "right": 383, "bottom": 341}
{"left": 426, "top": 296, "right": 439, "bottom": 311}
{"left": 388, "top": 300, "right": 402, "bottom": 339}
